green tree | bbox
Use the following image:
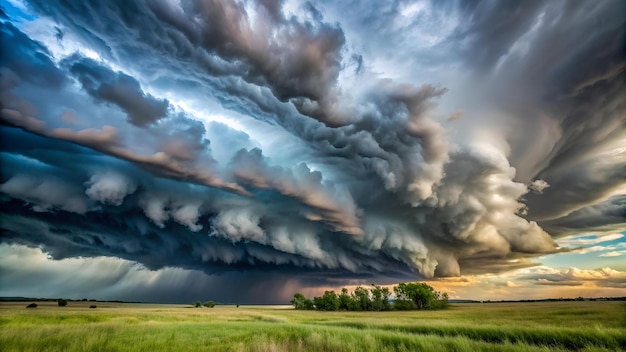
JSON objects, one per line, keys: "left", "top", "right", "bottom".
{"left": 381, "top": 286, "right": 392, "bottom": 311}
{"left": 203, "top": 301, "right": 216, "bottom": 308}
{"left": 394, "top": 282, "right": 443, "bottom": 310}
{"left": 392, "top": 299, "right": 414, "bottom": 310}
{"left": 314, "top": 290, "right": 339, "bottom": 311}
{"left": 370, "top": 285, "right": 384, "bottom": 311}
{"left": 312, "top": 296, "right": 324, "bottom": 310}
{"left": 430, "top": 292, "right": 449, "bottom": 309}
{"left": 338, "top": 288, "right": 352, "bottom": 311}
{"left": 291, "top": 293, "right": 314, "bottom": 310}
{"left": 57, "top": 299, "right": 68, "bottom": 307}
{"left": 194, "top": 301, "right": 202, "bottom": 308}
{"left": 353, "top": 286, "right": 371, "bottom": 311}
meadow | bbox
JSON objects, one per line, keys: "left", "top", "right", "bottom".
{"left": 1, "top": 301, "right": 624, "bottom": 351}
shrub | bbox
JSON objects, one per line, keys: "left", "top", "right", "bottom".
{"left": 194, "top": 301, "right": 202, "bottom": 308}
{"left": 26, "top": 303, "right": 37, "bottom": 308}
{"left": 203, "top": 301, "right": 216, "bottom": 308}
{"left": 89, "top": 305, "right": 97, "bottom": 309}
{"left": 58, "top": 299, "right": 68, "bottom": 307}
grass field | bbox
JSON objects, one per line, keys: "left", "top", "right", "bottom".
{"left": 1, "top": 301, "right": 624, "bottom": 351}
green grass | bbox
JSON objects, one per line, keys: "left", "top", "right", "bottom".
{"left": 1, "top": 301, "right": 624, "bottom": 351}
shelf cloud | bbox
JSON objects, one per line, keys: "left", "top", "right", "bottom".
{"left": 1, "top": 0, "right": 624, "bottom": 303}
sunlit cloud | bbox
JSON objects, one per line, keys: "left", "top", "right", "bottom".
{"left": 599, "top": 251, "right": 626, "bottom": 258}
{"left": 558, "top": 233, "right": 624, "bottom": 247}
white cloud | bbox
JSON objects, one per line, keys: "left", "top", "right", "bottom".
{"left": 528, "top": 179, "right": 550, "bottom": 194}
{"left": 577, "top": 245, "right": 614, "bottom": 254}
{"left": 599, "top": 251, "right": 626, "bottom": 257}
{"left": 557, "top": 233, "right": 624, "bottom": 247}
{"left": 85, "top": 171, "right": 137, "bottom": 206}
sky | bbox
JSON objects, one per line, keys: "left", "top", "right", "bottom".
{"left": 0, "top": 0, "right": 624, "bottom": 304}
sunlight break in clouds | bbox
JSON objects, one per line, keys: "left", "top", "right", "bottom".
{"left": 0, "top": 0, "right": 624, "bottom": 303}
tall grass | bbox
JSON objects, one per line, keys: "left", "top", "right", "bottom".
{"left": 1, "top": 301, "right": 624, "bottom": 351}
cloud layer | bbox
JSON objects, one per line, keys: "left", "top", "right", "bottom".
{"left": 1, "top": 0, "right": 624, "bottom": 302}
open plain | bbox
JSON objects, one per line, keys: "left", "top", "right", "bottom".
{"left": 1, "top": 301, "right": 624, "bottom": 351}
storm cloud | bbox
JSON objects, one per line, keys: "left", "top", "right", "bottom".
{"left": 0, "top": 0, "right": 624, "bottom": 303}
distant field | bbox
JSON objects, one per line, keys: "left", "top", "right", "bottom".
{"left": 1, "top": 301, "right": 624, "bottom": 351}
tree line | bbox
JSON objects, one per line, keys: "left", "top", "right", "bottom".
{"left": 194, "top": 300, "right": 216, "bottom": 308}
{"left": 291, "top": 282, "right": 449, "bottom": 311}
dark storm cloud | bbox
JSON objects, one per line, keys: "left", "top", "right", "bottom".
{"left": 0, "top": 21, "right": 66, "bottom": 88}
{"left": 317, "top": 0, "right": 624, "bottom": 223}
{"left": 441, "top": 0, "right": 626, "bottom": 222}
{"left": 448, "top": 0, "right": 546, "bottom": 72}
{"left": 1, "top": 0, "right": 624, "bottom": 302}
{"left": 28, "top": 0, "right": 346, "bottom": 126}
{"left": 539, "top": 196, "right": 626, "bottom": 237}
{"left": 149, "top": 0, "right": 346, "bottom": 125}
{"left": 66, "top": 56, "right": 169, "bottom": 127}
{"left": 0, "top": 113, "right": 403, "bottom": 282}
{"left": 1, "top": 53, "right": 249, "bottom": 197}
{"left": 204, "top": 121, "right": 259, "bottom": 165}
{"left": 0, "top": 170, "right": 414, "bottom": 290}
{"left": 229, "top": 147, "right": 362, "bottom": 235}
{"left": 0, "top": 243, "right": 406, "bottom": 304}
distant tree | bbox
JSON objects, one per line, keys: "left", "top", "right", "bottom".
{"left": 368, "top": 285, "right": 392, "bottom": 311}
{"left": 338, "top": 288, "right": 352, "bottom": 311}
{"left": 370, "top": 285, "right": 384, "bottom": 311}
{"left": 326, "top": 291, "right": 340, "bottom": 311}
{"left": 431, "top": 292, "right": 449, "bottom": 309}
{"left": 194, "top": 301, "right": 202, "bottom": 308}
{"left": 392, "top": 299, "right": 413, "bottom": 310}
{"left": 89, "top": 305, "right": 97, "bottom": 309}
{"left": 353, "top": 286, "right": 370, "bottom": 311}
{"left": 26, "top": 303, "right": 37, "bottom": 308}
{"left": 291, "top": 293, "right": 305, "bottom": 309}
{"left": 289, "top": 282, "right": 448, "bottom": 312}
{"left": 291, "top": 293, "right": 314, "bottom": 310}
{"left": 381, "top": 287, "right": 392, "bottom": 311}
{"left": 313, "top": 291, "right": 339, "bottom": 311}
{"left": 302, "top": 297, "right": 314, "bottom": 310}
{"left": 203, "top": 301, "right": 216, "bottom": 308}
{"left": 394, "top": 282, "right": 444, "bottom": 310}
{"left": 236, "top": 304, "right": 240, "bottom": 308}
{"left": 347, "top": 293, "right": 361, "bottom": 311}
{"left": 57, "top": 299, "right": 68, "bottom": 307}
{"left": 312, "top": 296, "right": 323, "bottom": 310}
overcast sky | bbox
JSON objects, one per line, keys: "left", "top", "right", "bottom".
{"left": 0, "top": 0, "right": 624, "bottom": 304}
